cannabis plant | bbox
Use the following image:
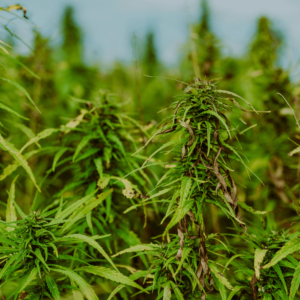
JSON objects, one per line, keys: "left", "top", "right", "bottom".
{"left": 114, "top": 78, "right": 262, "bottom": 299}
{"left": 0, "top": 178, "right": 147, "bottom": 299}
{"left": 224, "top": 217, "right": 300, "bottom": 300}
{"left": 29, "top": 90, "right": 155, "bottom": 295}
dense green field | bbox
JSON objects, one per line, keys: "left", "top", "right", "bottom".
{"left": 1, "top": 2, "right": 300, "bottom": 300}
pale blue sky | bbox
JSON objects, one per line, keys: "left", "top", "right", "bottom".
{"left": 1, "top": 0, "right": 300, "bottom": 73}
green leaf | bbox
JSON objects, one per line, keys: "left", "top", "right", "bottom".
{"left": 289, "top": 261, "right": 300, "bottom": 300}
{"left": 263, "top": 294, "right": 273, "bottom": 300}
{"left": 169, "top": 280, "right": 184, "bottom": 300}
{"left": 209, "top": 263, "right": 233, "bottom": 290}
{"left": 142, "top": 140, "right": 178, "bottom": 167}
{"left": 0, "top": 135, "right": 40, "bottom": 191}
{"left": 7, "top": 191, "right": 26, "bottom": 219}
{"left": 164, "top": 281, "right": 172, "bottom": 300}
{"left": 227, "top": 286, "right": 245, "bottom": 300}
{"left": 175, "top": 248, "right": 192, "bottom": 276}
{"left": 46, "top": 275, "right": 60, "bottom": 300}
{"left": 71, "top": 279, "right": 84, "bottom": 300}
{"left": 94, "top": 157, "right": 103, "bottom": 178}
{"left": 0, "top": 101, "right": 28, "bottom": 120}
{"left": 183, "top": 263, "right": 205, "bottom": 292}
{"left": 0, "top": 53, "right": 40, "bottom": 79}
{"left": 16, "top": 268, "right": 38, "bottom": 294}
{"left": 112, "top": 244, "right": 160, "bottom": 257}
{"left": 179, "top": 177, "right": 192, "bottom": 207}
{"left": 52, "top": 148, "right": 69, "bottom": 171}
{"left": 216, "top": 90, "right": 257, "bottom": 113}
{"left": 200, "top": 110, "right": 231, "bottom": 138}
{"left": 35, "top": 248, "right": 50, "bottom": 272}
{"left": 54, "top": 190, "right": 98, "bottom": 220}
{"left": 164, "top": 177, "right": 194, "bottom": 233}
{"left": 164, "top": 200, "right": 193, "bottom": 233}
{"left": 60, "top": 189, "right": 113, "bottom": 232}
{"left": 276, "top": 289, "right": 289, "bottom": 300}
{"left": 273, "top": 264, "right": 288, "bottom": 295}
{"left": 0, "top": 160, "right": 20, "bottom": 181}
{"left": 6, "top": 176, "right": 18, "bottom": 231}
{"left": 20, "top": 128, "right": 59, "bottom": 153}
{"left": 222, "top": 255, "right": 245, "bottom": 273}
{"left": 73, "top": 134, "right": 95, "bottom": 162}
{"left": 254, "top": 248, "right": 268, "bottom": 279}
{"left": 51, "top": 266, "right": 97, "bottom": 300}
{"left": 239, "top": 202, "right": 268, "bottom": 215}
{"left": 78, "top": 266, "right": 148, "bottom": 293}
{"left": 107, "top": 285, "right": 125, "bottom": 300}
{"left": 0, "top": 77, "right": 41, "bottom": 113}
{"left": 205, "top": 121, "right": 212, "bottom": 156}
{"left": 263, "top": 239, "right": 300, "bottom": 269}
{"left": 58, "top": 234, "right": 117, "bottom": 271}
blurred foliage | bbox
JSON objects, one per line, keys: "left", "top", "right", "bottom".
{"left": 1, "top": 1, "right": 300, "bottom": 299}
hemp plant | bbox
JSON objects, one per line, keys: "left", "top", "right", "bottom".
{"left": 113, "top": 78, "right": 261, "bottom": 299}
{"left": 225, "top": 216, "right": 300, "bottom": 300}
{"left": 39, "top": 91, "right": 152, "bottom": 269}
{"left": 0, "top": 179, "right": 147, "bottom": 299}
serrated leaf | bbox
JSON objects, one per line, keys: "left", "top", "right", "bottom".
{"left": 142, "top": 140, "right": 178, "bottom": 167}
{"left": 273, "top": 264, "right": 288, "bottom": 295}
{"left": 78, "top": 266, "right": 148, "bottom": 293}
{"left": 169, "top": 280, "right": 184, "bottom": 300}
{"left": 20, "top": 128, "right": 59, "bottom": 153}
{"left": 0, "top": 77, "right": 41, "bottom": 113}
{"left": 164, "top": 200, "right": 193, "bottom": 233}
{"left": 0, "top": 160, "right": 19, "bottom": 181}
{"left": 263, "top": 239, "right": 300, "bottom": 269}
{"left": 254, "top": 248, "right": 268, "bottom": 279}
{"left": 73, "top": 134, "right": 95, "bottom": 162}
{"left": 58, "top": 234, "right": 117, "bottom": 271}
{"left": 46, "top": 275, "right": 60, "bottom": 300}
{"left": 107, "top": 285, "right": 125, "bottom": 300}
{"left": 60, "top": 189, "right": 113, "bottom": 232}
{"left": 112, "top": 244, "right": 160, "bottom": 257}
{"left": 179, "top": 177, "right": 192, "bottom": 206}
{"left": 216, "top": 89, "right": 257, "bottom": 113}
{"left": 200, "top": 110, "right": 231, "bottom": 138}
{"left": 51, "top": 266, "right": 97, "bottom": 300}
{"left": 52, "top": 147, "right": 69, "bottom": 171}
{"left": 54, "top": 190, "right": 97, "bottom": 220}
{"left": 211, "top": 271, "right": 227, "bottom": 300}
{"left": 16, "top": 268, "right": 38, "bottom": 294}
{"left": 0, "top": 135, "right": 40, "bottom": 191}
{"left": 175, "top": 248, "right": 192, "bottom": 276}
{"left": 35, "top": 248, "right": 50, "bottom": 271}
{"left": 239, "top": 202, "right": 268, "bottom": 215}
{"left": 71, "top": 280, "right": 84, "bottom": 300}
{"left": 289, "top": 261, "right": 300, "bottom": 300}
{"left": 209, "top": 263, "right": 233, "bottom": 290}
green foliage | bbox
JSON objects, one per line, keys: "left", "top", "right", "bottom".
{"left": 1, "top": 1, "right": 300, "bottom": 299}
